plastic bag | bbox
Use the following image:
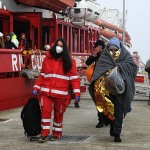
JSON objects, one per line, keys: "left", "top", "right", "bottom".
{"left": 85, "top": 64, "right": 95, "bottom": 82}
{"left": 105, "top": 67, "right": 125, "bottom": 95}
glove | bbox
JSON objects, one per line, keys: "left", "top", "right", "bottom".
{"left": 75, "top": 96, "right": 80, "bottom": 102}
{"left": 33, "top": 90, "right": 37, "bottom": 95}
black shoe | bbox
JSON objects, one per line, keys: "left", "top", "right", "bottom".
{"left": 110, "top": 124, "right": 114, "bottom": 137}
{"left": 75, "top": 103, "right": 80, "bottom": 108}
{"left": 96, "top": 121, "right": 104, "bottom": 128}
{"left": 38, "top": 136, "right": 47, "bottom": 143}
{"left": 148, "top": 100, "right": 150, "bottom": 105}
{"left": 114, "top": 135, "right": 121, "bottom": 142}
{"left": 49, "top": 135, "right": 59, "bottom": 141}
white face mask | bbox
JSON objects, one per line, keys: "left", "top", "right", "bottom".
{"left": 56, "top": 46, "right": 63, "bottom": 53}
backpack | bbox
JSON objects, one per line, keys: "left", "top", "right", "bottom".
{"left": 145, "top": 59, "right": 150, "bottom": 73}
{"left": 21, "top": 97, "right": 41, "bottom": 139}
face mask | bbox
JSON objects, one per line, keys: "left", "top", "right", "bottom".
{"left": 56, "top": 46, "right": 63, "bottom": 53}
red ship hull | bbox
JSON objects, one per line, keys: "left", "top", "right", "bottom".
{"left": 0, "top": 78, "right": 34, "bottom": 111}
{"left": 0, "top": 49, "right": 35, "bottom": 111}
{"left": 0, "top": 1, "right": 132, "bottom": 111}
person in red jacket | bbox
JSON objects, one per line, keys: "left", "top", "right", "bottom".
{"left": 33, "top": 38, "right": 80, "bottom": 143}
{"left": 18, "top": 33, "right": 29, "bottom": 50}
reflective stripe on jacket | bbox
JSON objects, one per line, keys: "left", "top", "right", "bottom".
{"left": 33, "top": 52, "right": 80, "bottom": 99}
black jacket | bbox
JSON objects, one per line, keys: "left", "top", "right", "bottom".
{"left": 86, "top": 54, "right": 100, "bottom": 66}
{"left": 5, "top": 41, "right": 17, "bottom": 49}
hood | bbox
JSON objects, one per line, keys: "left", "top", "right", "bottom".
{"left": 107, "top": 37, "right": 121, "bottom": 49}
{"left": 12, "top": 34, "right": 17, "bottom": 39}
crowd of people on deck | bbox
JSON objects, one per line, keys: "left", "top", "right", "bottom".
{"left": 0, "top": 32, "right": 28, "bottom": 50}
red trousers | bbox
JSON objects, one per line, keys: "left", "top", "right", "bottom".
{"left": 66, "top": 94, "right": 71, "bottom": 107}
{"left": 40, "top": 95, "right": 67, "bottom": 138}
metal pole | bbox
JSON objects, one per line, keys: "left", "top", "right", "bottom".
{"left": 122, "top": 0, "right": 125, "bottom": 46}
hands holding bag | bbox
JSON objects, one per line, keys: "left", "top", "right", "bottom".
{"left": 105, "top": 67, "right": 125, "bottom": 95}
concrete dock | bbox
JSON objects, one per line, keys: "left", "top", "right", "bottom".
{"left": 0, "top": 92, "right": 150, "bottom": 150}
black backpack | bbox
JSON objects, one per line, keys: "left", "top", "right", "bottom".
{"left": 21, "top": 97, "right": 41, "bottom": 139}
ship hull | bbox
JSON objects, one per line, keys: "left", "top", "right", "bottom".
{"left": 14, "top": 0, "right": 75, "bottom": 12}
{"left": 0, "top": 77, "right": 35, "bottom": 111}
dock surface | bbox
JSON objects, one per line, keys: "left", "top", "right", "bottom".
{"left": 0, "top": 92, "right": 150, "bottom": 150}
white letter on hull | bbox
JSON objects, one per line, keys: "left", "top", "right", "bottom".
{"left": 12, "top": 54, "right": 18, "bottom": 71}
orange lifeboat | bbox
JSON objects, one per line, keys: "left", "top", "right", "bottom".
{"left": 95, "top": 19, "right": 131, "bottom": 45}
{"left": 14, "top": 0, "right": 75, "bottom": 12}
{"left": 100, "top": 29, "right": 131, "bottom": 45}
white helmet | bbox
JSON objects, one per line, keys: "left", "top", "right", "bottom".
{"left": 0, "top": 32, "right": 3, "bottom": 37}
{"left": 44, "top": 45, "right": 50, "bottom": 50}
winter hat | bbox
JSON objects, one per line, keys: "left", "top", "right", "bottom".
{"left": 108, "top": 44, "right": 119, "bottom": 50}
{"left": 107, "top": 37, "right": 120, "bottom": 50}
{"left": 44, "top": 45, "right": 50, "bottom": 50}
{"left": 0, "top": 32, "right": 3, "bottom": 37}
{"left": 94, "top": 40, "right": 105, "bottom": 49}
{"left": 10, "top": 32, "right": 15, "bottom": 36}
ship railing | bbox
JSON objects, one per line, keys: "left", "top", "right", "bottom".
{"left": 0, "top": 49, "right": 21, "bottom": 79}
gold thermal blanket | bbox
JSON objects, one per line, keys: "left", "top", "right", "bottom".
{"left": 94, "top": 73, "right": 114, "bottom": 121}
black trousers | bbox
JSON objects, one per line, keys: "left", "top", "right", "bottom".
{"left": 97, "top": 111, "right": 112, "bottom": 126}
{"left": 110, "top": 94, "right": 124, "bottom": 135}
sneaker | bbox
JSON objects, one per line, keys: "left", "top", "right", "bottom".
{"left": 114, "top": 135, "right": 121, "bottom": 142}
{"left": 38, "top": 136, "right": 47, "bottom": 143}
{"left": 75, "top": 103, "right": 80, "bottom": 108}
{"left": 96, "top": 121, "right": 103, "bottom": 128}
{"left": 110, "top": 124, "right": 114, "bottom": 137}
{"left": 49, "top": 135, "right": 59, "bottom": 141}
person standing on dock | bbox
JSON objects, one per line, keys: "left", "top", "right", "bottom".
{"left": 33, "top": 38, "right": 80, "bottom": 143}
{"left": 145, "top": 58, "right": 150, "bottom": 105}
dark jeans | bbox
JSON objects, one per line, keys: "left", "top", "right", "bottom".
{"left": 109, "top": 94, "right": 124, "bottom": 135}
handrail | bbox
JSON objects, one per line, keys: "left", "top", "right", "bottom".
{"left": 0, "top": 49, "right": 21, "bottom": 54}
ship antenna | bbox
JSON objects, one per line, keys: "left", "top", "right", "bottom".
{"left": 122, "top": 0, "right": 126, "bottom": 46}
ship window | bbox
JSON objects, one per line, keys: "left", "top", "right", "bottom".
{"left": 95, "top": 12, "right": 100, "bottom": 16}
{"left": 74, "top": 9, "right": 80, "bottom": 14}
{"left": 87, "top": 9, "right": 92, "bottom": 13}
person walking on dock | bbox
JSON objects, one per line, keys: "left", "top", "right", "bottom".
{"left": 85, "top": 39, "right": 106, "bottom": 128}
{"left": 89, "top": 37, "right": 138, "bottom": 142}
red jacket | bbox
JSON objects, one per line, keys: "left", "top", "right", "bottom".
{"left": 33, "top": 53, "right": 80, "bottom": 99}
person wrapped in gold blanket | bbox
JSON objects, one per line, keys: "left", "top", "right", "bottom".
{"left": 89, "top": 37, "right": 137, "bottom": 142}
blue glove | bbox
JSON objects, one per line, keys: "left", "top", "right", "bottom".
{"left": 75, "top": 96, "right": 80, "bottom": 102}
{"left": 33, "top": 90, "right": 37, "bottom": 95}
